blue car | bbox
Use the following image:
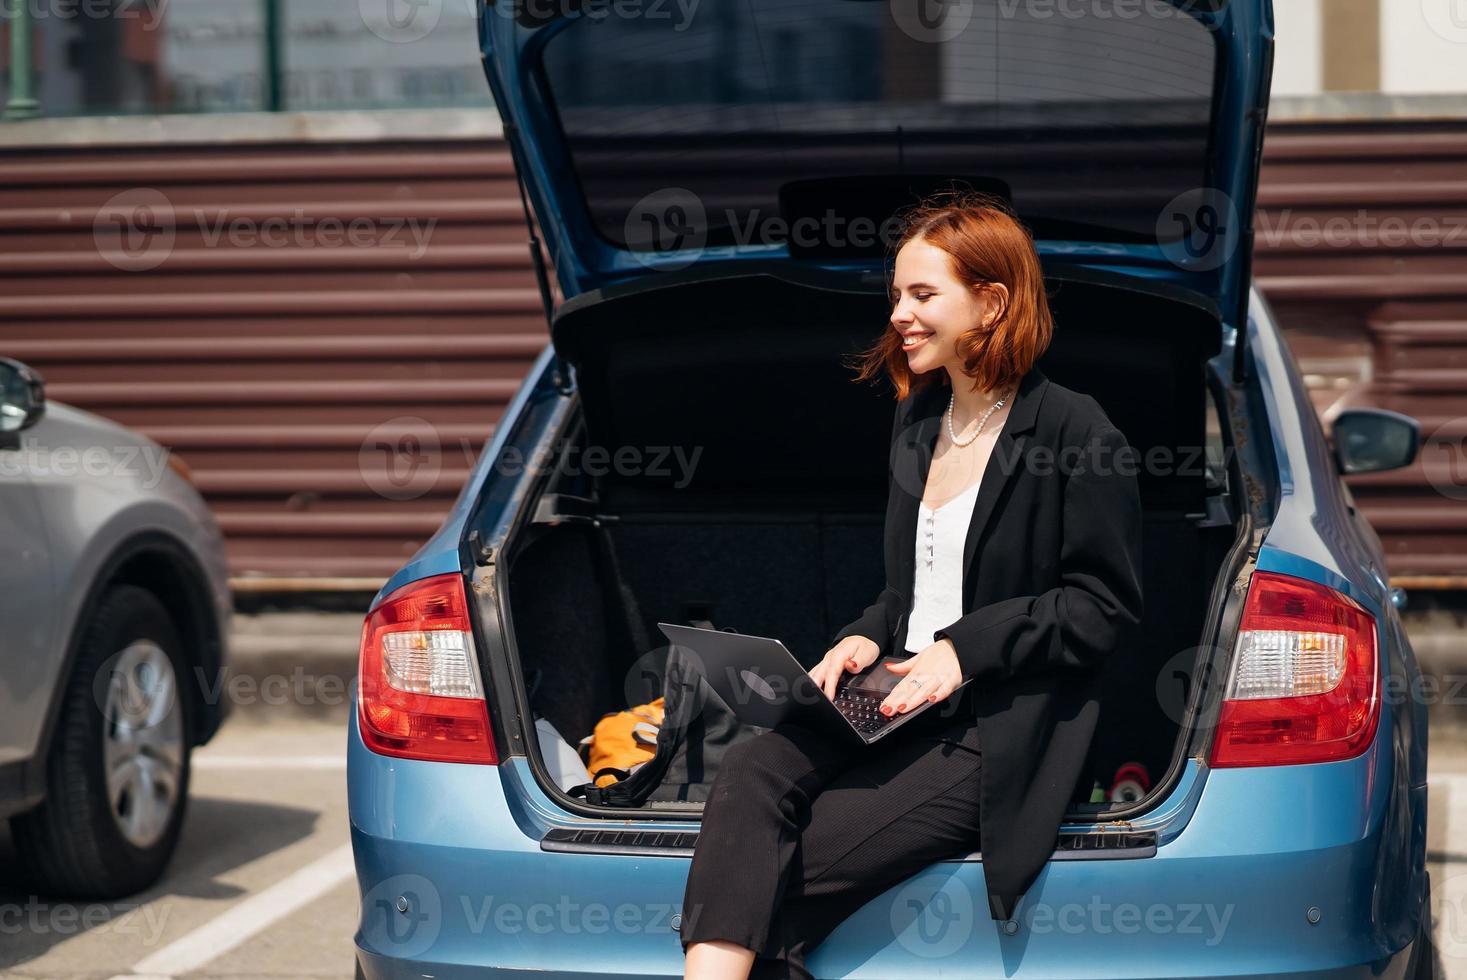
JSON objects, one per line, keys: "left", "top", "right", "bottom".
{"left": 349, "top": 1, "right": 1434, "bottom": 976}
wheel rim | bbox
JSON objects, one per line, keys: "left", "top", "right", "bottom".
{"left": 101, "top": 640, "right": 184, "bottom": 849}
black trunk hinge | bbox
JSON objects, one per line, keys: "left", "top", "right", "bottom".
{"left": 503, "top": 121, "right": 573, "bottom": 395}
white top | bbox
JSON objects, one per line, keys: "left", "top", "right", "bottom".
{"left": 902, "top": 478, "right": 982, "bottom": 654}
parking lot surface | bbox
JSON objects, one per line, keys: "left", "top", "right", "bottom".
{"left": 2, "top": 717, "right": 353, "bottom": 980}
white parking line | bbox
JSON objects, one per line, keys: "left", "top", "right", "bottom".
{"left": 193, "top": 754, "right": 345, "bottom": 770}
{"left": 104, "top": 843, "right": 356, "bottom": 980}
{"left": 1429, "top": 772, "right": 1467, "bottom": 866}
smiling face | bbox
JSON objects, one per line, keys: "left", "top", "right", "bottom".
{"left": 890, "top": 236, "right": 1000, "bottom": 379}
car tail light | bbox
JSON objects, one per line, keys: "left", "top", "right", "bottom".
{"left": 357, "top": 572, "right": 497, "bottom": 764}
{"left": 1208, "top": 570, "right": 1379, "bottom": 768}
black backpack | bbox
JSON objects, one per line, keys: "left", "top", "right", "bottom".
{"left": 569, "top": 625, "right": 768, "bottom": 805}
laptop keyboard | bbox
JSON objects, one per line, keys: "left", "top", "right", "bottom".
{"left": 834, "top": 688, "right": 889, "bottom": 734}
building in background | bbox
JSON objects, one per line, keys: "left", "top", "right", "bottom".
{"left": 1273, "top": 0, "right": 1467, "bottom": 98}
{"left": 1, "top": 0, "right": 1464, "bottom": 591}
{"left": 6, "top": 0, "right": 491, "bottom": 116}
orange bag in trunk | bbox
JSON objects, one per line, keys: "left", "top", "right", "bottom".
{"left": 583, "top": 697, "right": 664, "bottom": 787}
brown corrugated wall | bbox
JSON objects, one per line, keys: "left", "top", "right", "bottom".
{"left": 1253, "top": 120, "right": 1467, "bottom": 586}
{"left": 0, "top": 118, "right": 1463, "bottom": 587}
{"left": 0, "top": 140, "right": 548, "bottom": 587}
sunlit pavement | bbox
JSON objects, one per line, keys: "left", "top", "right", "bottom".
{"left": 2, "top": 714, "right": 1466, "bottom": 978}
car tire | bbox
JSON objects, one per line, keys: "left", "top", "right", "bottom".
{"left": 11, "top": 584, "right": 194, "bottom": 898}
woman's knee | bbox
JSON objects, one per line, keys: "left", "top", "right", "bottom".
{"left": 715, "top": 729, "right": 783, "bottom": 784}
{"left": 711, "top": 727, "right": 816, "bottom": 800}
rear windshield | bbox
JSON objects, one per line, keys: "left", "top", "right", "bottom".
{"left": 539, "top": 0, "right": 1219, "bottom": 252}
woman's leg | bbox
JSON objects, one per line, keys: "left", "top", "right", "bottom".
{"left": 751, "top": 735, "right": 984, "bottom": 980}
{"left": 682, "top": 939, "right": 756, "bottom": 979}
{"left": 681, "top": 720, "right": 859, "bottom": 978}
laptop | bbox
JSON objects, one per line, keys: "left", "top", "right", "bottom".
{"left": 656, "top": 622, "right": 973, "bottom": 747}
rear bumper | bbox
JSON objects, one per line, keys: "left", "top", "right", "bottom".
{"left": 348, "top": 699, "right": 1423, "bottom": 979}
{"left": 357, "top": 951, "right": 1417, "bottom": 980}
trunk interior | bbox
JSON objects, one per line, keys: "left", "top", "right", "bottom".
{"left": 499, "top": 269, "right": 1246, "bottom": 815}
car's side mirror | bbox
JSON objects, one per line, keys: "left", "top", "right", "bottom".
{"left": 0, "top": 357, "right": 46, "bottom": 442}
{"left": 1330, "top": 408, "right": 1419, "bottom": 475}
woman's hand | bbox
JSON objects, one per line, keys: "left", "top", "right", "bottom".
{"left": 880, "top": 639, "right": 963, "bottom": 716}
{"left": 809, "top": 635, "right": 881, "bottom": 702}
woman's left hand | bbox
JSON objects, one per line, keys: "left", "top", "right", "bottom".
{"left": 879, "top": 639, "right": 964, "bottom": 716}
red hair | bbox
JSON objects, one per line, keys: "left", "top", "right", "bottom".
{"left": 851, "top": 191, "right": 1054, "bottom": 401}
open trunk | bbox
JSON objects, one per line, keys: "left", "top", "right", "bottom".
{"left": 493, "top": 268, "right": 1254, "bottom": 818}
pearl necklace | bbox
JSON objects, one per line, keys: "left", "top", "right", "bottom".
{"left": 946, "top": 388, "right": 1010, "bottom": 447}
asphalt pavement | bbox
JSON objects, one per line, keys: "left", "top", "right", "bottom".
{"left": 1, "top": 715, "right": 353, "bottom": 979}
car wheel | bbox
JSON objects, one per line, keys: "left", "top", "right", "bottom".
{"left": 11, "top": 584, "right": 193, "bottom": 898}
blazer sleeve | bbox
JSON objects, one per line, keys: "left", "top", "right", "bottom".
{"left": 830, "top": 585, "right": 903, "bottom": 653}
{"left": 828, "top": 396, "right": 910, "bottom": 653}
{"left": 933, "top": 421, "right": 1144, "bottom": 684}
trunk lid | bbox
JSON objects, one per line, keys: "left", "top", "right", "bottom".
{"left": 479, "top": 0, "right": 1273, "bottom": 334}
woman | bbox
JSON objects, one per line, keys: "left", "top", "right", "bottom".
{"left": 680, "top": 193, "right": 1144, "bottom": 980}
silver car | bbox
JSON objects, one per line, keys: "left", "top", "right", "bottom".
{"left": 0, "top": 357, "right": 232, "bottom": 897}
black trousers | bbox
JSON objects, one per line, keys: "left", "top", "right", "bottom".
{"left": 679, "top": 713, "right": 983, "bottom": 979}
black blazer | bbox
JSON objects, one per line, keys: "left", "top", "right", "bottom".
{"left": 830, "top": 365, "right": 1144, "bottom": 922}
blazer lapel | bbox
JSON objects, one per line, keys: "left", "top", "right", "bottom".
{"left": 894, "top": 367, "right": 1050, "bottom": 606}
